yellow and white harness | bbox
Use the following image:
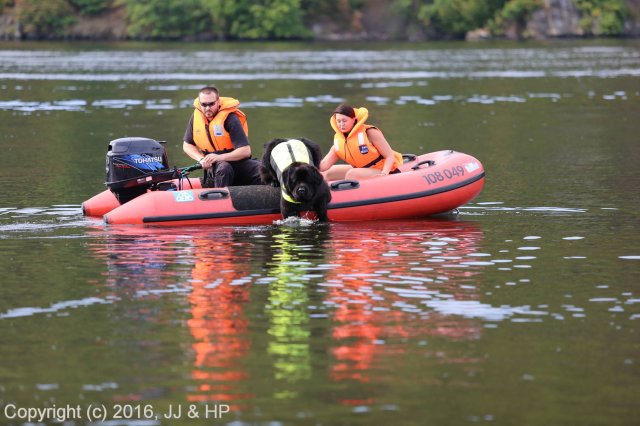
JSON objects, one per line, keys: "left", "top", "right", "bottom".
{"left": 269, "top": 139, "right": 313, "bottom": 204}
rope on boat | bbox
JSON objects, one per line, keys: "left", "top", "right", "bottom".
{"left": 176, "top": 163, "right": 202, "bottom": 191}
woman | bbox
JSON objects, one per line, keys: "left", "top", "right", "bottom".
{"left": 320, "top": 104, "right": 403, "bottom": 180}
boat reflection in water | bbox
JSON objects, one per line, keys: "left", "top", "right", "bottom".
{"left": 86, "top": 218, "right": 486, "bottom": 410}
{"left": 87, "top": 226, "right": 256, "bottom": 407}
{"left": 187, "top": 235, "right": 255, "bottom": 406}
{"left": 320, "top": 220, "right": 485, "bottom": 406}
{"left": 261, "top": 225, "right": 332, "bottom": 401}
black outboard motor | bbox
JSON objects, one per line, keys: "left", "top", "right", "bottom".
{"left": 106, "top": 137, "right": 173, "bottom": 203}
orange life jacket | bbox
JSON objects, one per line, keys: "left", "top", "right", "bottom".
{"left": 192, "top": 97, "right": 248, "bottom": 154}
{"left": 330, "top": 107, "right": 402, "bottom": 171}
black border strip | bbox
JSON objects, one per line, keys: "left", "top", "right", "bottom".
{"left": 143, "top": 207, "right": 281, "bottom": 223}
{"left": 142, "top": 172, "right": 485, "bottom": 223}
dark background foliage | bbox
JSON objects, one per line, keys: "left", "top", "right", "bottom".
{"left": 0, "top": 0, "right": 636, "bottom": 40}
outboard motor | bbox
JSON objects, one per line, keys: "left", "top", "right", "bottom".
{"left": 106, "top": 137, "right": 172, "bottom": 203}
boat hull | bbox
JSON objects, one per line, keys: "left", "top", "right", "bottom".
{"left": 97, "top": 150, "right": 484, "bottom": 226}
{"left": 82, "top": 177, "right": 203, "bottom": 217}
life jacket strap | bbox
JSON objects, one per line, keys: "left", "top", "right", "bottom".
{"left": 362, "top": 154, "right": 384, "bottom": 169}
{"left": 281, "top": 187, "right": 301, "bottom": 204}
{"left": 203, "top": 148, "right": 234, "bottom": 155}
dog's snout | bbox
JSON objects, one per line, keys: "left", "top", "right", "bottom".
{"left": 297, "top": 187, "right": 307, "bottom": 195}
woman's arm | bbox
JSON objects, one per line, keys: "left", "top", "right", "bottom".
{"left": 319, "top": 147, "right": 338, "bottom": 172}
{"left": 367, "top": 128, "right": 396, "bottom": 175}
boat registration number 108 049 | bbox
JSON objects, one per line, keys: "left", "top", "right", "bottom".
{"left": 420, "top": 162, "right": 480, "bottom": 185}
{"left": 421, "top": 165, "right": 465, "bottom": 185}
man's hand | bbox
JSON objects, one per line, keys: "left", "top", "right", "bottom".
{"left": 200, "top": 153, "right": 220, "bottom": 168}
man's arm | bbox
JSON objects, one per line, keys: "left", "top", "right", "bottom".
{"left": 183, "top": 141, "right": 205, "bottom": 163}
{"left": 199, "top": 114, "right": 252, "bottom": 167}
{"left": 182, "top": 115, "right": 205, "bottom": 163}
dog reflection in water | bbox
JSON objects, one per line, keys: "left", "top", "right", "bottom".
{"left": 261, "top": 138, "right": 331, "bottom": 222}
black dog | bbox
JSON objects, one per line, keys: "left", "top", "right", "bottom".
{"left": 261, "top": 138, "right": 331, "bottom": 222}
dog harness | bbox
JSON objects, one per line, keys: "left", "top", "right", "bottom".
{"left": 192, "top": 97, "right": 248, "bottom": 154}
{"left": 269, "top": 139, "right": 313, "bottom": 204}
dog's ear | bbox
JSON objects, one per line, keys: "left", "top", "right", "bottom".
{"left": 281, "top": 166, "right": 292, "bottom": 186}
{"left": 308, "top": 166, "right": 324, "bottom": 186}
{"left": 259, "top": 164, "right": 276, "bottom": 185}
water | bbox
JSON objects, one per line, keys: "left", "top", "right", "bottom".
{"left": 0, "top": 40, "right": 639, "bottom": 425}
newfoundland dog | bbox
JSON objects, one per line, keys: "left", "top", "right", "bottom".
{"left": 260, "top": 137, "right": 331, "bottom": 222}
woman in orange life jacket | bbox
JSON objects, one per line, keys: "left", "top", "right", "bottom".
{"left": 183, "top": 86, "right": 262, "bottom": 187}
{"left": 320, "top": 104, "right": 403, "bottom": 181}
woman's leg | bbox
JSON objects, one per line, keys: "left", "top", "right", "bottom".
{"left": 345, "top": 167, "right": 382, "bottom": 180}
{"left": 322, "top": 164, "right": 352, "bottom": 181}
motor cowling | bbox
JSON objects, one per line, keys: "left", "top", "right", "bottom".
{"left": 105, "top": 137, "right": 172, "bottom": 204}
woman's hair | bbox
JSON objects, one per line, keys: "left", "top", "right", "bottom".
{"left": 333, "top": 104, "right": 355, "bottom": 118}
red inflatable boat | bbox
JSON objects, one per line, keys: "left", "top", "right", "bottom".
{"left": 84, "top": 149, "right": 485, "bottom": 226}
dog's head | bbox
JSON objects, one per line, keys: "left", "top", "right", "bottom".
{"left": 282, "top": 162, "right": 325, "bottom": 203}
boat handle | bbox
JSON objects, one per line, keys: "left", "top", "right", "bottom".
{"left": 411, "top": 160, "right": 436, "bottom": 170}
{"left": 199, "top": 189, "right": 229, "bottom": 200}
{"left": 402, "top": 153, "right": 417, "bottom": 163}
{"left": 155, "top": 181, "right": 177, "bottom": 191}
{"left": 330, "top": 180, "right": 360, "bottom": 191}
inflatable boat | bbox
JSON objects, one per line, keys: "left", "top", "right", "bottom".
{"left": 82, "top": 138, "right": 485, "bottom": 226}
{"left": 82, "top": 177, "right": 203, "bottom": 217}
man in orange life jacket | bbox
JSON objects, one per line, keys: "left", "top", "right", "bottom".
{"left": 183, "top": 86, "right": 262, "bottom": 187}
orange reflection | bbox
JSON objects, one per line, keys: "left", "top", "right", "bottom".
{"left": 186, "top": 237, "right": 254, "bottom": 406}
{"left": 87, "top": 226, "right": 254, "bottom": 407}
{"left": 86, "top": 218, "right": 488, "bottom": 410}
{"left": 324, "top": 220, "right": 485, "bottom": 390}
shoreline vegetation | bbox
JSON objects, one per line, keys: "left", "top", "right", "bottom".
{"left": 0, "top": 0, "right": 639, "bottom": 42}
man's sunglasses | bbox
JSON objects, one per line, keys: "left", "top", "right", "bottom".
{"left": 201, "top": 101, "right": 218, "bottom": 107}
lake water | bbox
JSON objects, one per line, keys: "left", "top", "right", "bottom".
{"left": 0, "top": 40, "right": 639, "bottom": 425}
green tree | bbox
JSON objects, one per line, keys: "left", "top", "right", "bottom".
{"left": 119, "top": 0, "right": 310, "bottom": 40}
{"left": 223, "top": 0, "right": 311, "bottom": 39}
{"left": 119, "top": 0, "right": 212, "bottom": 40}
{"left": 1, "top": 0, "right": 16, "bottom": 13}
{"left": 16, "top": 0, "right": 76, "bottom": 39}
{"left": 393, "top": 0, "right": 506, "bottom": 39}
{"left": 576, "top": 0, "right": 628, "bottom": 35}
{"left": 489, "top": 0, "right": 542, "bottom": 37}
{"left": 200, "top": 0, "right": 228, "bottom": 39}
{"left": 69, "top": 0, "right": 109, "bottom": 15}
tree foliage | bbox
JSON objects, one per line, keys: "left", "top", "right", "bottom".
{"left": 118, "top": 0, "right": 212, "bottom": 40}
{"left": 116, "top": 0, "right": 310, "bottom": 40}
{"left": 2, "top": 0, "right": 634, "bottom": 40}
{"left": 418, "top": 0, "right": 506, "bottom": 39}
{"left": 489, "top": 0, "right": 543, "bottom": 37}
{"left": 16, "top": 0, "right": 76, "bottom": 39}
{"left": 576, "top": 0, "right": 628, "bottom": 35}
{"left": 1, "top": 0, "right": 15, "bottom": 13}
{"left": 69, "top": 0, "right": 109, "bottom": 15}
{"left": 224, "top": 0, "right": 311, "bottom": 39}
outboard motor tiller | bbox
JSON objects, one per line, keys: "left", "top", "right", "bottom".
{"left": 106, "top": 137, "right": 173, "bottom": 203}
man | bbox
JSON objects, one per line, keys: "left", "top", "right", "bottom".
{"left": 183, "top": 86, "right": 262, "bottom": 187}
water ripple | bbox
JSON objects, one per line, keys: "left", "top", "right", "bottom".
{"left": 1, "top": 68, "right": 639, "bottom": 82}
{"left": 1, "top": 45, "right": 639, "bottom": 81}
{"left": 0, "top": 297, "right": 113, "bottom": 319}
